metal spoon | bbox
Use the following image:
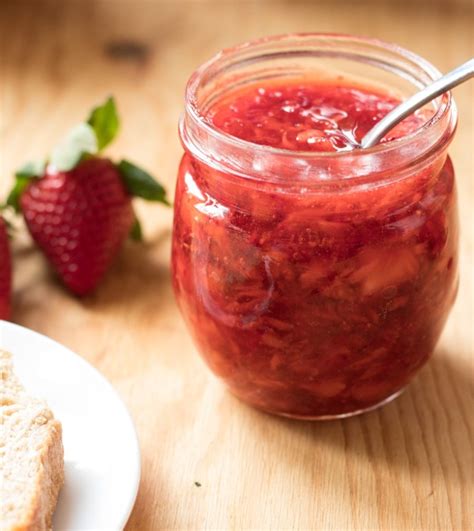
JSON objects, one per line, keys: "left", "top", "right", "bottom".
{"left": 360, "top": 58, "right": 474, "bottom": 149}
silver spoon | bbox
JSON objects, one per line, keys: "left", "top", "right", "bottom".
{"left": 360, "top": 58, "right": 474, "bottom": 149}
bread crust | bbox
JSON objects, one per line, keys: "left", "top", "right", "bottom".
{"left": 12, "top": 421, "right": 64, "bottom": 531}
{"left": 0, "top": 351, "right": 64, "bottom": 531}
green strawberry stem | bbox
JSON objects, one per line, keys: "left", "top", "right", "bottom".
{"left": 117, "top": 159, "right": 171, "bottom": 241}
{"left": 8, "top": 96, "right": 170, "bottom": 243}
{"left": 117, "top": 159, "right": 170, "bottom": 206}
{"left": 130, "top": 213, "right": 144, "bottom": 242}
{"left": 87, "top": 97, "right": 120, "bottom": 150}
{"left": 6, "top": 160, "right": 44, "bottom": 212}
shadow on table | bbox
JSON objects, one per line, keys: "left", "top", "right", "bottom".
{"left": 241, "top": 350, "right": 473, "bottom": 484}
{"left": 212, "top": 350, "right": 473, "bottom": 529}
{"left": 80, "top": 227, "right": 173, "bottom": 311}
{"left": 12, "top": 225, "right": 172, "bottom": 303}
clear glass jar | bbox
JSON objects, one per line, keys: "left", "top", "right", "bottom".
{"left": 172, "top": 34, "right": 459, "bottom": 419}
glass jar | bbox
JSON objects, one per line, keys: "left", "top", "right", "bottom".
{"left": 172, "top": 34, "right": 459, "bottom": 419}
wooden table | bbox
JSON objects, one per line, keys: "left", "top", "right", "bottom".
{"left": 1, "top": 1, "right": 473, "bottom": 529}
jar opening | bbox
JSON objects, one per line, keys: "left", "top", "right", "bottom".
{"left": 181, "top": 33, "right": 457, "bottom": 185}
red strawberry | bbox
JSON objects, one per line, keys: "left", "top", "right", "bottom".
{"left": 0, "top": 216, "right": 12, "bottom": 319}
{"left": 20, "top": 158, "right": 135, "bottom": 295}
{"left": 8, "top": 97, "right": 169, "bottom": 295}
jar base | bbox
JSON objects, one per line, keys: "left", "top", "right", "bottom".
{"left": 239, "top": 387, "right": 406, "bottom": 421}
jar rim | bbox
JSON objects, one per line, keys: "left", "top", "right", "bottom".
{"left": 182, "top": 33, "right": 457, "bottom": 183}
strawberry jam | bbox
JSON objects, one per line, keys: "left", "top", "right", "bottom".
{"left": 208, "top": 82, "right": 428, "bottom": 152}
{"left": 173, "top": 37, "right": 458, "bottom": 418}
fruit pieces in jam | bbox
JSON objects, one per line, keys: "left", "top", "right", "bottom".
{"left": 207, "top": 81, "right": 431, "bottom": 152}
{"left": 172, "top": 80, "right": 458, "bottom": 418}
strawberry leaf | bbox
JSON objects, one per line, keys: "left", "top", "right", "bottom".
{"left": 117, "top": 159, "right": 170, "bottom": 205}
{"left": 50, "top": 123, "right": 98, "bottom": 172}
{"left": 6, "top": 161, "right": 45, "bottom": 212}
{"left": 15, "top": 160, "right": 46, "bottom": 179}
{"left": 7, "top": 177, "right": 31, "bottom": 212}
{"left": 130, "top": 214, "right": 143, "bottom": 241}
{"left": 87, "top": 96, "right": 120, "bottom": 150}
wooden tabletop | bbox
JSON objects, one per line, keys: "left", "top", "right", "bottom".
{"left": 1, "top": 1, "right": 473, "bottom": 530}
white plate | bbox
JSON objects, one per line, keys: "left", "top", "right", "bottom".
{"left": 0, "top": 320, "right": 141, "bottom": 531}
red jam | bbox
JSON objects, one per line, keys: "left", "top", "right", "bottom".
{"left": 207, "top": 82, "right": 429, "bottom": 152}
{"left": 172, "top": 79, "right": 458, "bottom": 418}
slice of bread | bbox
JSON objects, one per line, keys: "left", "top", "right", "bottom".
{"left": 0, "top": 350, "right": 64, "bottom": 531}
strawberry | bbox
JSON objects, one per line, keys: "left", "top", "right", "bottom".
{"left": 0, "top": 216, "right": 12, "bottom": 319}
{"left": 7, "top": 97, "right": 169, "bottom": 295}
{"left": 19, "top": 158, "right": 135, "bottom": 295}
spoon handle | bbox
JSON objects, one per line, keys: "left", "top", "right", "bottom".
{"left": 360, "top": 58, "right": 474, "bottom": 149}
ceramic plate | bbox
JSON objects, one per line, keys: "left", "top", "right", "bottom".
{"left": 0, "top": 320, "right": 141, "bottom": 530}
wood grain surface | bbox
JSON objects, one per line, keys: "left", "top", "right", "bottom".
{"left": 1, "top": 1, "right": 473, "bottom": 530}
